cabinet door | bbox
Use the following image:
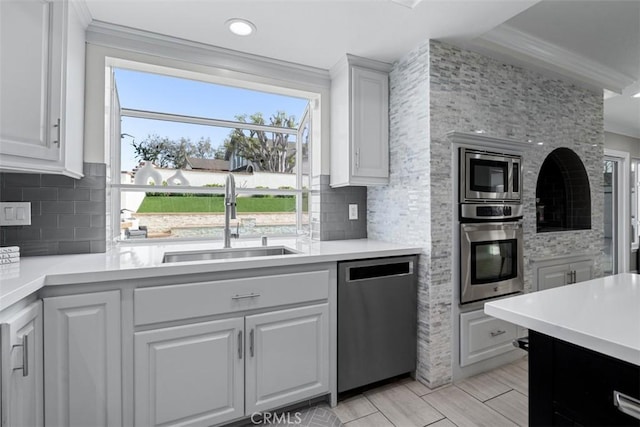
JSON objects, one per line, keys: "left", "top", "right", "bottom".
{"left": 0, "top": 301, "right": 43, "bottom": 427}
{"left": 58, "top": 0, "right": 86, "bottom": 177}
{"left": 0, "top": 0, "right": 62, "bottom": 163}
{"left": 351, "top": 66, "right": 389, "bottom": 180}
{"left": 572, "top": 260, "right": 593, "bottom": 284}
{"left": 44, "top": 290, "right": 122, "bottom": 427}
{"left": 0, "top": 0, "right": 84, "bottom": 177}
{"left": 538, "top": 264, "right": 570, "bottom": 291}
{"left": 245, "top": 304, "right": 329, "bottom": 414}
{"left": 134, "top": 318, "right": 244, "bottom": 427}
{"left": 460, "top": 309, "right": 519, "bottom": 367}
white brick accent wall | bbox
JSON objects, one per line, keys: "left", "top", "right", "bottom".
{"left": 368, "top": 40, "right": 604, "bottom": 387}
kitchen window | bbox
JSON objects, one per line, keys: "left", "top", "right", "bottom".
{"left": 109, "top": 66, "right": 313, "bottom": 241}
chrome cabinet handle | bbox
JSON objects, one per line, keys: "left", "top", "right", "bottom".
{"left": 567, "top": 271, "right": 573, "bottom": 284}
{"left": 355, "top": 148, "right": 360, "bottom": 169}
{"left": 53, "top": 118, "right": 61, "bottom": 146}
{"left": 12, "top": 333, "right": 28, "bottom": 377}
{"left": 572, "top": 270, "right": 577, "bottom": 283}
{"left": 238, "top": 330, "right": 243, "bottom": 359}
{"left": 231, "top": 293, "right": 260, "bottom": 300}
{"left": 490, "top": 330, "right": 506, "bottom": 337}
{"left": 614, "top": 390, "right": 640, "bottom": 421}
{"left": 249, "top": 329, "right": 255, "bottom": 357}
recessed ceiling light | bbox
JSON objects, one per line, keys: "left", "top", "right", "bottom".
{"left": 633, "top": 91, "right": 640, "bottom": 98}
{"left": 474, "top": 129, "right": 486, "bottom": 134}
{"left": 537, "top": 142, "right": 544, "bottom": 145}
{"left": 226, "top": 18, "right": 256, "bottom": 36}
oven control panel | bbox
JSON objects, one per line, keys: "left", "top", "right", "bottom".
{"left": 460, "top": 203, "right": 523, "bottom": 221}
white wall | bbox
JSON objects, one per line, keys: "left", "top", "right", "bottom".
{"left": 605, "top": 131, "right": 640, "bottom": 157}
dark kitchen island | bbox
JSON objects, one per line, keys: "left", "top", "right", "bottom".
{"left": 485, "top": 273, "right": 640, "bottom": 426}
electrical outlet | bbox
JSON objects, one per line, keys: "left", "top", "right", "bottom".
{"left": 0, "top": 202, "right": 31, "bottom": 226}
{"left": 348, "top": 204, "right": 358, "bottom": 220}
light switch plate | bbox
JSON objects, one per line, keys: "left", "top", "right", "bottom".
{"left": 0, "top": 202, "right": 31, "bottom": 226}
{"left": 348, "top": 204, "right": 358, "bottom": 220}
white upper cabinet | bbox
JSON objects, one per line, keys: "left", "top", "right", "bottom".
{"left": 330, "top": 54, "right": 391, "bottom": 187}
{"left": 0, "top": 0, "right": 88, "bottom": 178}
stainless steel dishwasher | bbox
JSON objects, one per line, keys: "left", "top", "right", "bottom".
{"left": 338, "top": 256, "right": 418, "bottom": 393}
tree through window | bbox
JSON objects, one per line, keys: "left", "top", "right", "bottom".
{"left": 111, "top": 67, "right": 311, "bottom": 241}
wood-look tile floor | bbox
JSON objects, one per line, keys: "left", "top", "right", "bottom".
{"left": 332, "top": 356, "right": 529, "bottom": 427}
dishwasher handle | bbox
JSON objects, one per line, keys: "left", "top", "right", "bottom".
{"left": 345, "top": 259, "right": 414, "bottom": 282}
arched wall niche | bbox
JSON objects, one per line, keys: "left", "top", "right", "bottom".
{"left": 536, "top": 147, "right": 591, "bottom": 232}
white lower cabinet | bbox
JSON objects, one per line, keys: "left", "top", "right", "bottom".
{"left": 21, "top": 265, "right": 332, "bottom": 426}
{"left": 535, "top": 256, "right": 594, "bottom": 291}
{"left": 134, "top": 303, "right": 329, "bottom": 427}
{"left": 135, "top": 318, "right": 244, "bottom": 427}
{"left": 44, "top": 290, "right": 122, "bottom": 427}
{"left": 245, "top": 304, "right": 329, "bottom": 414}
{"left": 460, "top": 309, "right": 522, "bottom": 367}
{"left": 0, "top": 301, "right": 43, "bottom": 427}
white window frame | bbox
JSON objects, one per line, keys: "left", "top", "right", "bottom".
{"left": 604, "top": 148, "right": 630, "bottom": 273}
{"left": 105, "top": 60, "right": 315, "bottom": 243}
{"left": 631, "top": 158, "right": 640, "bottom": 251}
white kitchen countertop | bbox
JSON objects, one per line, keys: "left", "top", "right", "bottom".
{"left": 0, "top": 238, "right": 421, "bottom": 311}
{"left": 485, "top": 273, "right": 640, "bottom": 366}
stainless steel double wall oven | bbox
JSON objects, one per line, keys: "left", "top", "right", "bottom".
{"left": 459, "top": 148, "right": 524, "bottom": 304}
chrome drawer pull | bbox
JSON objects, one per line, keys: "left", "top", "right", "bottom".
{"left": 12, "top": 334, "right": 28, "bottom": 377}
{"left": 490, "top": 329, "right": 506, "bottom": 337}
{"left": 231, "top": 293, "right": 260, "bottom": 300}
{"left": 614, "top": 390, "right": 640, "bottom": 421}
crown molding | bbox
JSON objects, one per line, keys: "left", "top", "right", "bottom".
{"left": 86, "top": 21, "right": 331, "bottom": 90}
{"left": 478, "top": 24, "right": 635, "bottom": 93}
{"left": 71, "top": 0, "right": 93, "bottom": 28}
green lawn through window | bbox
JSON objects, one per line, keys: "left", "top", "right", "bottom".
{"left": 137, "top": 196, "right": 307, "bottom": 213}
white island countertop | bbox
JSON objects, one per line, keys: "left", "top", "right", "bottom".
{"left": 485, "top": 273, "right": 640, "bottom": 366}
{"left": 0, "top": 238, "right": 421, "bottom": 311}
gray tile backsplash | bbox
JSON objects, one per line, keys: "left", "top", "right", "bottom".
{"left": 0, "top": 163, "right": 107, "bottom": 256}
{"left": 311, "top": 175, "right": 367, "bottom": 241}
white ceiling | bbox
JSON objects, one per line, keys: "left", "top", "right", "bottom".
{"left": 85, "top": 0, "right": 640, "bottom": 138}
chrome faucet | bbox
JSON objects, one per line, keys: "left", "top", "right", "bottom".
{"left": 224, "top": 173, "right": 237, "bottom": 248}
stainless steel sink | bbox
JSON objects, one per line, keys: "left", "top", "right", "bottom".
{"left": 162, "top": 246, "right": 299, "bottom": 263}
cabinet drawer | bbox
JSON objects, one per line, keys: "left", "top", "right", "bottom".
{"left": 135, "top": 269, "right": 329, "bottom": 326}
{"left": 460, "top": 310, "right": 518, "bottom": 367}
